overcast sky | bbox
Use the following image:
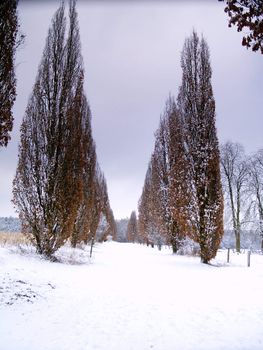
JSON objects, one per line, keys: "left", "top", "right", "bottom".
{"left": 0, "top": 0, "right": 262, "bottom": 219}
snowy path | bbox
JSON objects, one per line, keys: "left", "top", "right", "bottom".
{"left": 1, "top": 242, "right": 263, "bottom": 350}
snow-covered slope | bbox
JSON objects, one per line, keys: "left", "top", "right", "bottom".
{"left": 1, "top": 243, "right": 263, "bottom": 350}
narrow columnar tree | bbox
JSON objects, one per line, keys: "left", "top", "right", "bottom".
{"left": 126, "top": 211, "right": 138, "bottom": 243}
{"left": 152, "top": 106, "right": 172, "bottom": 246}
{"left": 138, "top": 97, "right": 193, "bottom": 252}
{"left": 70, "top": 93, "right": 96, "bottom": 248}
{"left": 178, "top": 31, "right": 224, "bottom": 263}
{"left": 86, "top": 165, "right": 104, "bottom": 242}
{"left": 13, "top": 1, "right": 88, "bottom": 257}
{"left": 150, "top": 151, "right": 168, "bottom": 244}
{"left": 138, "top": 152, "right": 168, "bottom": 247}
{"left": 75, "top": 164, "right": 116, "bottom": 244}
{"left": 138, "top": 163, "right": 156, "bottom": 245}
{"left": 0, "top": 0, "right": 23, "bottom": 147}
{"left": 151, "top": 97, "right": 186, "bottom": 251}
{"left": 138, "top": 171, "right": 148, "bottom": 244}
{"left": 168, "top": 99, "right": 194, "bottom": 252}
{"left": 105, "top": 208, "right": 117, "bottom": 240}
{"left": 99, "top": 174, "right": 117, "bottom": 241}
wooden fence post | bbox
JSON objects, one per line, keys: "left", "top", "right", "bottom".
{"left": 247, "top": 250, "right": 251, "bottom": 267}
{"left": 90, "top": 236, "right": 95, "bottom": 258}
{"left": 227, "top": 248, "right": 230, "bottom": 263}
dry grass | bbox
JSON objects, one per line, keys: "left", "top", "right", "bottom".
{"left": 0, "top": 232, "right": 30, "bottom": 247}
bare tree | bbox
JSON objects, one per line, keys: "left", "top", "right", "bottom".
{"left": 248, "top": 149, "right": 263, "bottom": 250}
{"left": 220, "top": 141, "right": 248, "bottom": 252}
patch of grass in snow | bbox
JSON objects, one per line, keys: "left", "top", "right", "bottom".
{"left": 0, "top": 231, "right": 29, "bottom": 247}
{"left": 0, "top": 231, "right": 93, "bottom": 265}
{"left": 5, "top": 239, "right": 93, "bottom": 265}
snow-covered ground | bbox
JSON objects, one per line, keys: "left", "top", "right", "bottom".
{"left": 1, "top": 242, "right": 263, "bottom": 350}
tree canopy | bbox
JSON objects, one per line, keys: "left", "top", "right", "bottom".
{"left": 220, "top": 0, "right": 263, "bottom": 53}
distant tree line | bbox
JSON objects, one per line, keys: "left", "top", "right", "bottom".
{"left": 0, "top": 217, "right": 21, "bottom": 232}
{"left": 12, "top": 1, "right": 115, "bottom": 259}
{"left": 114, "top": 218, "right": 129, "bottom": 242}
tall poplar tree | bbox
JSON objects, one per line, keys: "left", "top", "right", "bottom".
{"left": 167, "top": 98, "right": 193, "bottom": 252}
{"left": 152, "top": 98, "right": 183, "bottom": 252}
{"left": 153, "top": 107, "right": 171, "bottom": 245}
{"left": 13, "top": 1, "right": 89, "bottom": 257}
{"left": 138, "top": 97, "right": 193, "bottom": 252}
{"left": 97, "top": 172, "right": 117, "bottom": 242}
{"left": 138, "top": 162, "right": 157, "bottom": 245}
{"left": 71, "top": 110, "right": 96, "bottom": 248}
{"left": 178, "top": 31, "right": 224, "bottom": 263}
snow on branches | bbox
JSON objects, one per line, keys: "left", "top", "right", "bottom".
{"left": 138, "top": 31, "right": 224, "bottom": 263}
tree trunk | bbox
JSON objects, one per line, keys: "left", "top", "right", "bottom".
{"left": 172, "top": 244, "right": 178, "bottom": 254}
{"left": 170, "top": 233, "right": 178, "bottom": 254}
{"left": 235, "top": 228, "right": 241, "bottom": 253}
{"left": 71, "top": 237, "right": 77, "bottom": 248}
{"left": 201, "top": 256, "right": 209, "bottom": 264}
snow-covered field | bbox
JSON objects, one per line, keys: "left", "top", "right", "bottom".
{"left": 1, "top": 242, "right": 263, "bottom": 350}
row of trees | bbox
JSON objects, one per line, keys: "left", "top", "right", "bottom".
{"left": 12, "top": 1, "right": 115, "bottom": 258}
{"left": 221, "top": 142, "right": 263, "bottom": 252}
{"left": 1, "top": 1, "right": 261, "bottom": 260}
{"left": 125, "top": 142, "right": 263, "bottom": 252}
{"left": 138, "top": 32, "right": 224, "bottom": 264}
{"left": 134, "top": 139, "right": 263, "bottom": 253}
